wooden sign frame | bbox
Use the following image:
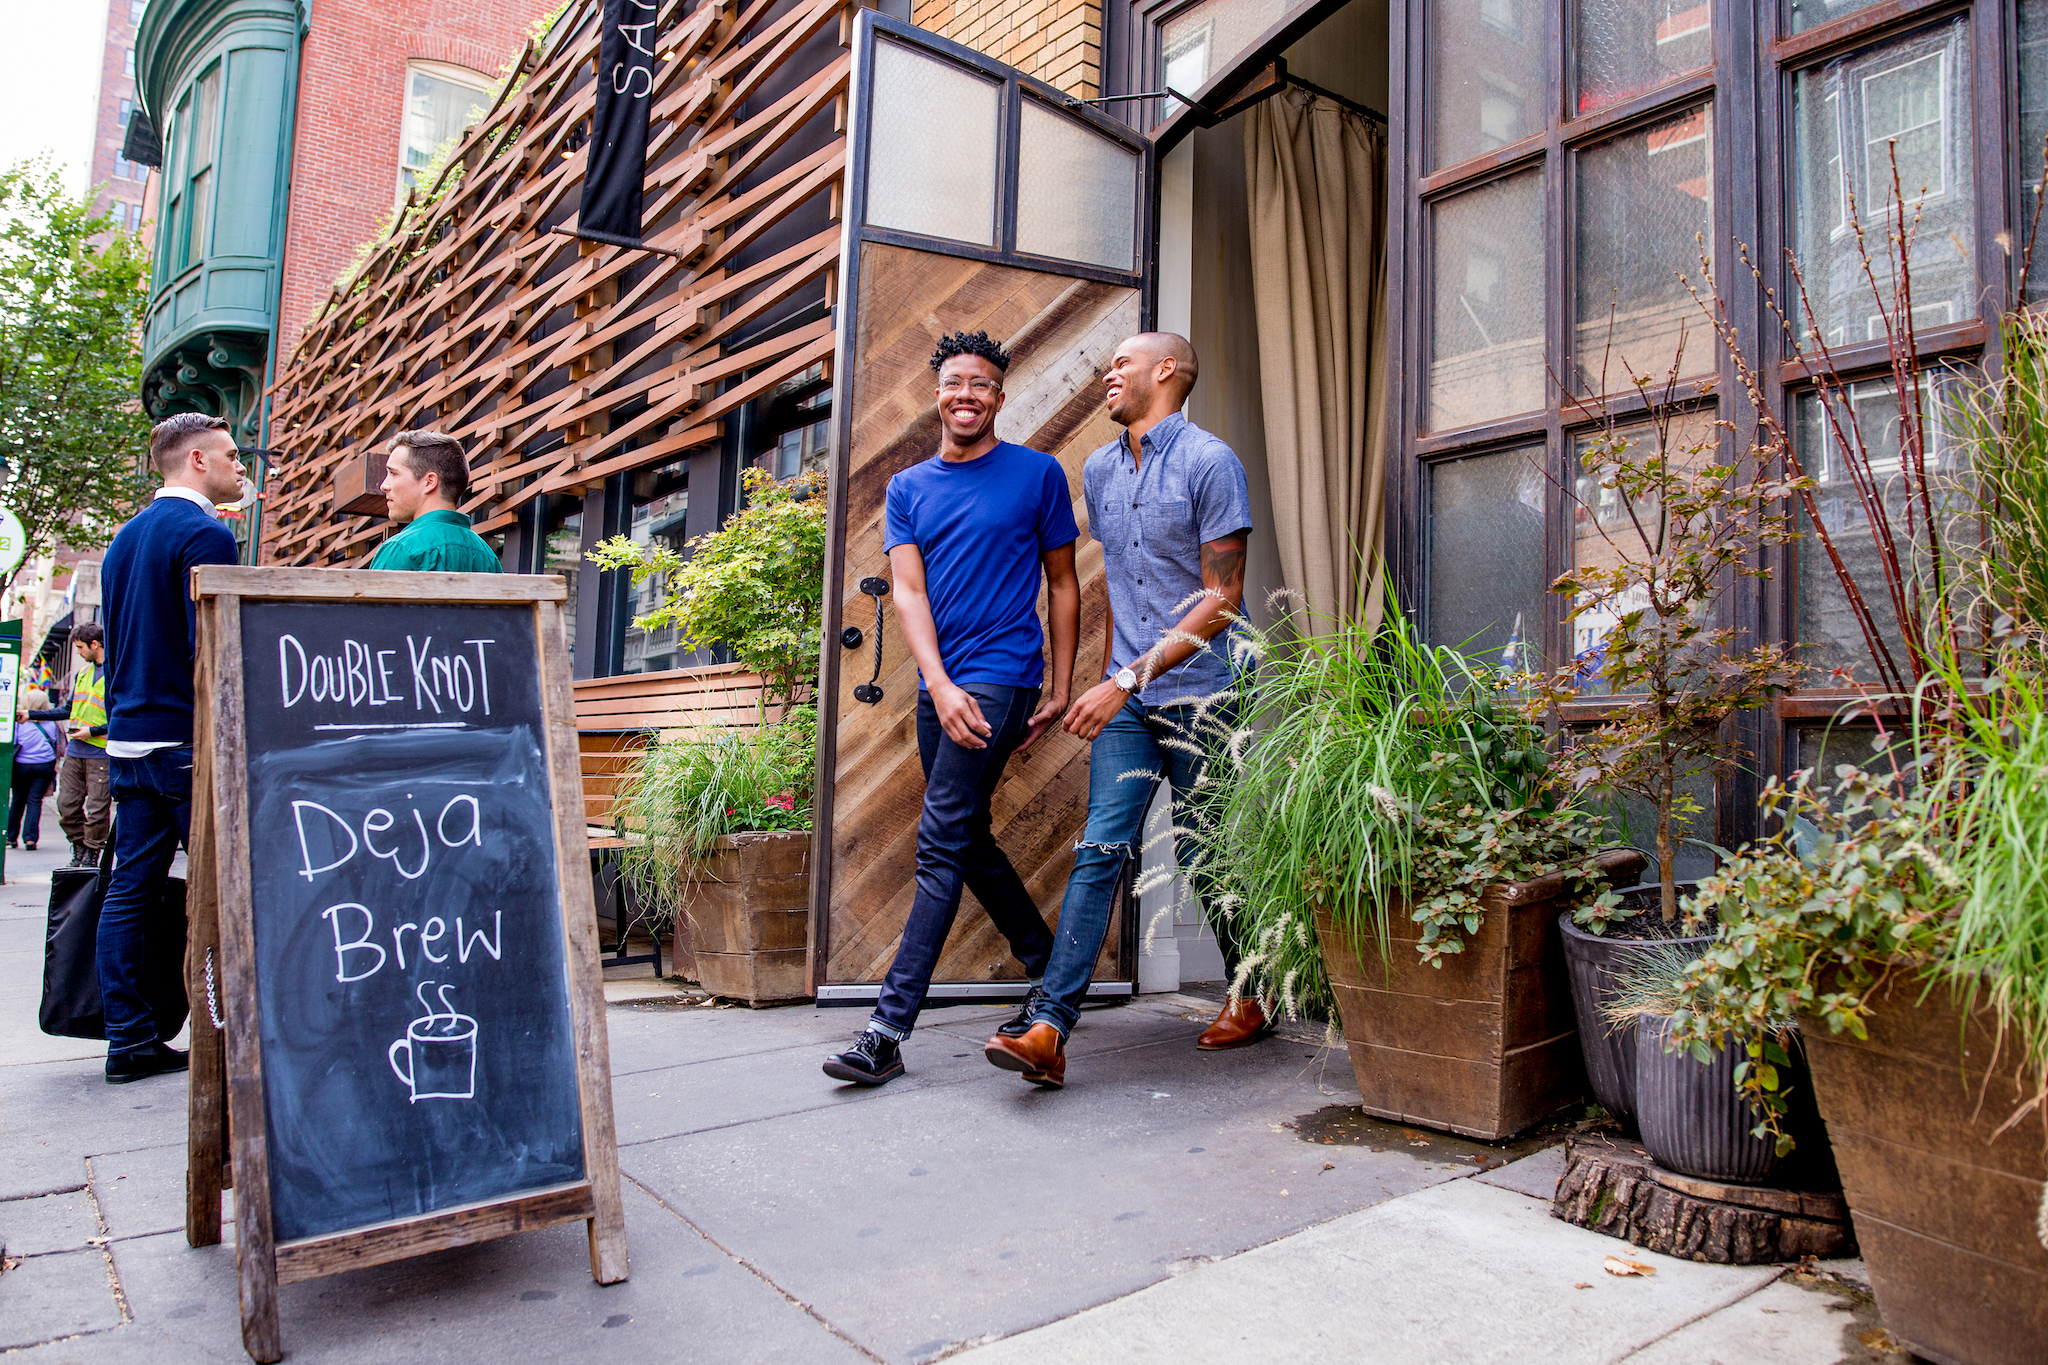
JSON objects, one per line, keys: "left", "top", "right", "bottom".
{"left": 183, "top": 567, "right": 627, "bottom": 1362}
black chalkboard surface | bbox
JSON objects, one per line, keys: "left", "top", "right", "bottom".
{"left": 240, "top": 601, "right": 583, "bottom": 1241}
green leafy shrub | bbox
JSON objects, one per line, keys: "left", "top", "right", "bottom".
{"left": 590, "top": 467, "right": 827, "bottom": 711}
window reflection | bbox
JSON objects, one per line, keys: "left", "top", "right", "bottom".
{"left": 621, "top": 461, "right": 689, "bottom": 675}
{"left": 2019, "top": 0, "right": 2048, "bottom": 301}
{"left": 1790, "top": 21, "right": 1974, "bottom": 350}
{"left": 1430, "top": 171, "right": 1546, "bottom": 429}
{"left": 542, "top": 503, "right": 583, "bottom": 664}
{"left": 1574, "top": 104, "right": 1714, "bottom": 394}
{"left": 1575, "top": 0, "right": 1711, "bottom": 116}
{"left": 1427, "top": 446, "right": 1549, "bottom": 672}
{"left": 1429, "top": 0, "right": 1543, "bottom": 170}
{"left": 1794, "top": 374, "right": 1971, "bottom": 680}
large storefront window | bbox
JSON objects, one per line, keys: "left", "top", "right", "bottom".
{"left": 1395, "top": 0, "right": 2022, "bottom": 836}
{"left": 541, "top": 501, "right": 583, "bottom": 663}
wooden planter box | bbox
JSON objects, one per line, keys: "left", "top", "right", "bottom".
{"left": 1314, "top": 849, "right": 1643, "bottom": 1141}
{"left": 671, "top": 831, "right": 811, "bottom": 1006}
{"left": 1801, "top": 976, "right": 2047, "bottom": 1365}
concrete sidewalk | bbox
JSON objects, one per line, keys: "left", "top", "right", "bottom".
{"left": 0, "top": 834, "right": 1903, "bottom": 1364}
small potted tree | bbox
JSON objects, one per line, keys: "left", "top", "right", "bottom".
{"left": 590, "top": 468, "right": 826, "bottom": 1004}
{"left": 1541, "top": 372, "right": 1807, "bottom": 1129}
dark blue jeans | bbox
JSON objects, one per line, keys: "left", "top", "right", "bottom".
{"left": 870, "top": 684, "right": 1054, "bottom": 1039}
{"left": 8, "top": 760, "right": 54, "bottom": 845}
{"left": 98, "top": 747, "right": 193, "bottom": 1054}
{"left": 1032, "top": 696, "right": 1244, "bottom": 1037}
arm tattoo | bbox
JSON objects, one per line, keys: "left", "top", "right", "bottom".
{"left": 1201, "top": 535, "right": 1247, "bottom": 593}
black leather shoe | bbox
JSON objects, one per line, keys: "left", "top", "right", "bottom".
{"left": 106, "top": 1042, "right": 189, "bottom": 1085}
{"left": 996, "top": 984, "right": 1048, "bottom": 1039}
{"left": 822, "top": 1030, "right": 904, "bottom": 1085}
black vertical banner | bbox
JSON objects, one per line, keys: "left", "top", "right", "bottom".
{"left": 579, "top": 0, "right": 660, "bottom": 243}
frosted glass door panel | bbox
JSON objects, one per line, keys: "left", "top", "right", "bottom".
{"left": 1429, "top": 170, "right": 1545, "bottom": 429}
{"left": 1016, "top": 100, "right": 1138, "bottom": 269}
{"left": 1427, "top": 445, "right": 1549, "bottom": 670}
{"left": 865, "top": 41, "right": 1000, "bottom": 246}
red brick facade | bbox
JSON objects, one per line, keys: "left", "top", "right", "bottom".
{"left": 86, "top": 0, "right": 147, "bottom": 236}
{"left": 275, "top": 1, "right": 552, "bottom": 368}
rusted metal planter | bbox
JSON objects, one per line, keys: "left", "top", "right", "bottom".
{"left": 1801, "top": 976, "right": 2048, "bottom": 1365}
{"left": 671, "top": 831, "right": 812, "bottom": 1006}
{"left": 1314, "top": 849, "right": 1644, "bottom": 1141}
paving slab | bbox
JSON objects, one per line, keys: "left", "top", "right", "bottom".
{"left": 1475, "top": 1145, "right": 1568, "bottom": 1201}
{"left": 0, "top": 1245, "right": 126, "bottom": 1350}
{"left": 1619, "top": 1275, "right": 1864, "bottom": 1365}
{"left": 948, "top": 1177, "right": 1785, "bottom": 1365}
{"left": 0, "top": 1184, "right": 99, "bottom": 1257}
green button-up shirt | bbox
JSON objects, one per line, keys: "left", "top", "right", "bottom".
{"left": 367, "top": 509, "right": 503, "bottom": 573}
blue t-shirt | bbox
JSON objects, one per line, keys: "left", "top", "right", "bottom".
{"left": 884, "top": 441, "right": 1080, "bottom": 690}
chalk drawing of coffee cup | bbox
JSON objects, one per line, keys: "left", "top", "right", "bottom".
{"left": 388, "top": 982, "right": 478, "bottom": 1102}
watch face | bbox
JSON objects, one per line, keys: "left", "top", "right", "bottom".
{"left": 1114, "top": 668, "right": 1137, "bottom": 691}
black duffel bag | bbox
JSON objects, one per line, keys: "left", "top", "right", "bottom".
{"left": 40, "top": 843, "right": 189, "bottom": 1041}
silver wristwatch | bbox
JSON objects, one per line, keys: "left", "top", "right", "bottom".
{"left": 1112, "top": 666, "right": 1139, "bottom": 694}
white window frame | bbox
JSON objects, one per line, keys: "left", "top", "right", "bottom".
{"left": 394, "top": 60, "right": 496, "bottom": 207}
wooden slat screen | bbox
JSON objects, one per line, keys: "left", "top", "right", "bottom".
{"left": 260, "top": 0, "right": 853, "bottom": 566}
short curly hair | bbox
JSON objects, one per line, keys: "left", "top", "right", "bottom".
{"left": 929, "top": 329, "right": 1012, "bottom": 374}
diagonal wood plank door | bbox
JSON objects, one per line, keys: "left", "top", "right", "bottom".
{"left": 809, "top": 13, "right": 1153, "bottom": 998}
{"left": 820, "top": 245, "right": 1136, "bottom": 989}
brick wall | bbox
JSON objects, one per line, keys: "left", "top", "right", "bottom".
{"left": 85, "top": 0, "right": 148, "bottom": 236}
{"left": 911, "top": 0, "right": 1101, "bottom": 97}
{"left": 275, "top": 0, "right": 553, "bottom": 369}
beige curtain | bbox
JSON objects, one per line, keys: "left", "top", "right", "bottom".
{"left": 1244, "top": 87, "right": 1390, "bottom": 629}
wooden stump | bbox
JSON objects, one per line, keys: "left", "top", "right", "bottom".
{"left": 1551, "top": 1135, "right": 1856, "bottom": 1265}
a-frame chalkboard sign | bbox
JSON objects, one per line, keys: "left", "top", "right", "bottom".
{"left": 183, "top": 568, "right": 627, "bottom": 1362}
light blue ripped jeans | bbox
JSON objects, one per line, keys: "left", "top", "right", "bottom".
{"left": 1031, "top": 694, "right": 1243, "bottom": 1037}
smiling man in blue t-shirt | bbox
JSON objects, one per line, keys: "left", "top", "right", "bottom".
{"left": 823, "top": 331, "right": 1080, "bottom": 1086}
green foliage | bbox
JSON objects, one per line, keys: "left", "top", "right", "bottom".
{"left": 589, "top": 468, "right": 828, "bottom": 710}
{"left": 615, "top": 706, "right": 817, "bottom": 924}
{"left": 1540, "top": 392, "right": 1808, "bottom": 923}
{"left": 1184, "top": 597, "right": 1607, "bottom": 1024}
{"left": 0, "top": 160, "right": 152, "bottom": 586}
{"left": 1669, "top": 762, "right": 1958, "bottom": 1146}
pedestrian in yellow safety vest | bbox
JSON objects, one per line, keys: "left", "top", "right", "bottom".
{"left": 25, "top": 621, "right": 110, "bottom": 865}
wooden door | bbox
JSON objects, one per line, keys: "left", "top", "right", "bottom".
{"left": 810, "top": 14, "right": 1152, "bottom": 1001}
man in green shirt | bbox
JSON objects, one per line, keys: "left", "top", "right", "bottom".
{"left": 367, "top": 430, "right": 502, "bottom": 573}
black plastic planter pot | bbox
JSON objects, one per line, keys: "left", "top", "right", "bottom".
{"left": 1558, "top": 894, "right": 1710, "bottom": 1129}
{"left": 1635, "top": 1014, "right": 1784, "bottom": 1184}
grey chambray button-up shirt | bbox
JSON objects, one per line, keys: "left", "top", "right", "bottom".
{"left": 1082, "top": 411, "right": 1254, "bottom": 706}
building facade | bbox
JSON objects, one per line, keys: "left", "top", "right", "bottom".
{"left": 130, "top": 0, "right": 550, "bottom": 509}
{"left": 253, "top": 0, "right": 2048, "bottom": 994}
{"left": 86, "top": 0, "right": 152, "bottom": 238}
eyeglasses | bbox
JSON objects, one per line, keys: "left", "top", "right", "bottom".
{"left": 937, "top": 377, "right": 1001, "bottom": 397}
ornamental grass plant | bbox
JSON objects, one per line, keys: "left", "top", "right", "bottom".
{"left": 613, "top": 706, "right": 818, "bottom": 929}
{"left": 1180, "top": 595, "right": 1606, "bottom": 1024}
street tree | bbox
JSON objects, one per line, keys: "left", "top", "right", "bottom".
{"left": 0, "top": 158, "right": 153, "bottom": 591}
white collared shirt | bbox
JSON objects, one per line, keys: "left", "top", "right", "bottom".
{"left": 105, "top": 485, "right": 229, "bottom": 759}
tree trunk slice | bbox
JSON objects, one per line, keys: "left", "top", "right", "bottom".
{"left": 1551, "top": 1135, "right": 1856, "bottom": 1265}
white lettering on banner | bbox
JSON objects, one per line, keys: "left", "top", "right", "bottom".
{"left": 608, "top": 0, "right": 656, "bottom": 98}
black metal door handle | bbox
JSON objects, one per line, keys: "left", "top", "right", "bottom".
{"left": 853, "top": 576, "right": 889, "bottom": 704}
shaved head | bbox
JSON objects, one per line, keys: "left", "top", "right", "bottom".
{"left": 1132, "top": 332, "right": 1199, "bottom": 388}
{"left": 1104, "top": 332, "right": 1201, "bottom": 429}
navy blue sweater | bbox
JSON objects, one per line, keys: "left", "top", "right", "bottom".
{"left": 101, "top": 495, "right": 238, "bottom": 745}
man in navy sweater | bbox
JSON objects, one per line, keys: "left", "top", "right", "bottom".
{"left": 96, "top": 413, "right": 243, "bottom": 1082}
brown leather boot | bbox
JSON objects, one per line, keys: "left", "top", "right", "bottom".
{"left": 984, "top": 1022, "right": 1065, "bottom": 1089}
{"left": 1197, "top": 998, "right": 1271, "bottom": 1050}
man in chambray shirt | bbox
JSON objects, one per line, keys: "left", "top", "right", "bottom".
{"left": 982, "top": 333, "right": 1264, "bottom": 1092}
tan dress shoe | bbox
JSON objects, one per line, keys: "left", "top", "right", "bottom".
{"left": 1197, "top": 998, "right": 1271, "bottom": 1050}
{"left": 984, "top": 1021, "right": 1066, "bottom": 1088}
